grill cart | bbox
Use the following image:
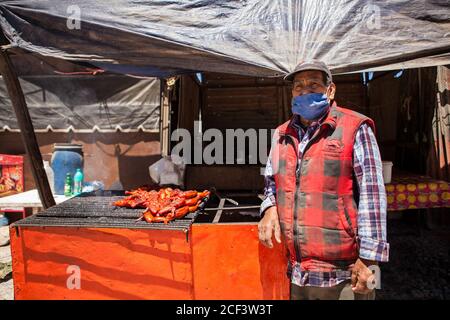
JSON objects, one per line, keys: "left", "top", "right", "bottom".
{"left": 10, "top": 191, "right": 289, "bottom": 299}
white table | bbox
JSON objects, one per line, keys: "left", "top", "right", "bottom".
{"left": 0, "top": 189, "right": 72, "bottom": 216}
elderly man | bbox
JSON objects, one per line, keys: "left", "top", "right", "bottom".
{"left": 258, "top": 61, "right": 389, "bottom": 300}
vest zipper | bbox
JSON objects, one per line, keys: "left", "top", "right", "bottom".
{"left": 282, "top": 133, "right": 302, "bottom": 264}
{"left": 284, "top": 124, "right": 328, "bottom": 265}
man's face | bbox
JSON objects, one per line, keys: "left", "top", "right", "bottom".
{"left": 291, "top": 70, "right": 336, "bottom": 100}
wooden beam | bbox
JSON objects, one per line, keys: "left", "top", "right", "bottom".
{"left": 0, "top": 47, "right": 55, "bottom": 209}
{"left": 160, "top": 78, "right": 171, "bottom": 157}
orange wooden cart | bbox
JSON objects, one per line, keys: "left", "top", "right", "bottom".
{"left": 9, "top": 192, "right": 289, "bottom": 300}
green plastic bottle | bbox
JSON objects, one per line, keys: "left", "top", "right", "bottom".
{"left": 73, "top": 168, "right": 84, "bottom": 195}
{"left": 64, "top": 172, "right": 72, "bottom": 196}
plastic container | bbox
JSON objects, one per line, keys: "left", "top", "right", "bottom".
{"left": 382, "top": 161, "right": 393, "bottom": 184}
{"left": 51, "top": 144, "right": 84, "bottom": 195}
{"left": 73, "top": 169, "right": 84, "bottom": 195}
{"left": 149, "top": 155, "right": 186, "bottom": 187}
{"left": 82, "top": 181, "right": 104, "bottom": 193}
{"left": 0, "top": 213, "right": 8, "bottom": 226}
{"left": 0, "top": 213, "right": 8, "bottom": 246}
{"left": 43, "top": 160, "right": 55, "bottom": 194}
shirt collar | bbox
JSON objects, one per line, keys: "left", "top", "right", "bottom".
{"left": 291, "top": 107, "right": 330, "bottom": 132}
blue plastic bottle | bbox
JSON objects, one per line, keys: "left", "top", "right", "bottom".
{"left": 73, "top": 169, "right": 84, "bottom": 196}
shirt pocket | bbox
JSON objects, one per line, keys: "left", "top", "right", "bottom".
{"left": 322, "top": 139, "right": 344, "bottom": 157}
{"left": 338, "top": 196, "right": 357, "bottom": 238}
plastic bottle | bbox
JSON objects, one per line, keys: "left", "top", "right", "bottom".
{"left": 73, "top": 168, "right": 84, "bottom": 196}
{"left": 64, "top": 172, "right": 72, "bottom": 196}
{"left": 43, "top": 160, "right": 55, "bottom": 194}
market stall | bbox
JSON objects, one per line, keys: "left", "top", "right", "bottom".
{"left": 0, "top": 0, "right": 449, "bottom": 301}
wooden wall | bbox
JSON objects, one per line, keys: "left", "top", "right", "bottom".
{"left": 181, "top": 72, "right": 366, "bottom": 191}
{"left": 201, "top": 72, "right": 365, "bottom": 130}
{"left": 202, "top": 73, "right": 289, "bottom": 130}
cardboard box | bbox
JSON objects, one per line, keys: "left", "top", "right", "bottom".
{"left": 0, "top": 154, "right": 24, "bottom": 198}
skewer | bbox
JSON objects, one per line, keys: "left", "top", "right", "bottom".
{"left": 203, "top": 205, "right": 261, "bottom": 211}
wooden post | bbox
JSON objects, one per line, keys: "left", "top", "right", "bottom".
{"left": 160, "top": 78, "right": 171, "bottom": 157}
{"left": 0, "top": 47, "right": 55, "bottom": 209}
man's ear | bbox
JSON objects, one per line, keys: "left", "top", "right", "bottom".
{"left": 327, "top": 83, "right": 336, "bottom": 100}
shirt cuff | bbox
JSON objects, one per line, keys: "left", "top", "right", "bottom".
{"left": 260, "top": 196, "right": 276, "bottom": 216}
{"left": 359, "top": 237, "right": 390, "bottom": 262}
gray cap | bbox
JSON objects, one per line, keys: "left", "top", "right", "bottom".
{"left": 283, "top": 60, "right": 332, "bottom": 84}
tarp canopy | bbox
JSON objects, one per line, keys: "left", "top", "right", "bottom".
{"left": 0, "top": 0, "right": 449, "bottom": 77}
{"left": 0, "top": 74, "right": 160, "bottom": 132}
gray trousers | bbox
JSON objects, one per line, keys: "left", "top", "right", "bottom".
{"left": 290, "top": 280, "right": 376, "bottom": 300}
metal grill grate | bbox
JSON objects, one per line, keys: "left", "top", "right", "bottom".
{"left": 13, "top": 191, "right": 199, "bottom": 231}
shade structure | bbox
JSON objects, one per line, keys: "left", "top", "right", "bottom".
{"left": 0, "top": 0, "right": 448, "bottom": 78}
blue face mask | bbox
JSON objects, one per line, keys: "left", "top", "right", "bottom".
{"left": 291, "top": 92, "right": 330, "bottom": 120}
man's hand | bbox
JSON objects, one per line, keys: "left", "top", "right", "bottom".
{"left": 258, "top": 206, "right": 281, "bottom": 248}
{"left": 351, "top": 258, "right": 378, "bottom": 294}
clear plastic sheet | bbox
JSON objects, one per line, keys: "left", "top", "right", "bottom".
{"left": 0, "top": 0, "right": 449, "bottom": 77}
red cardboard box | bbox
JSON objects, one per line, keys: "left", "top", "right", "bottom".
{"left": 0, "top": 154, "right": 25, "bottom": 219}
{"left": 0, "top": 154, "right": 24, "bottom": 198}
